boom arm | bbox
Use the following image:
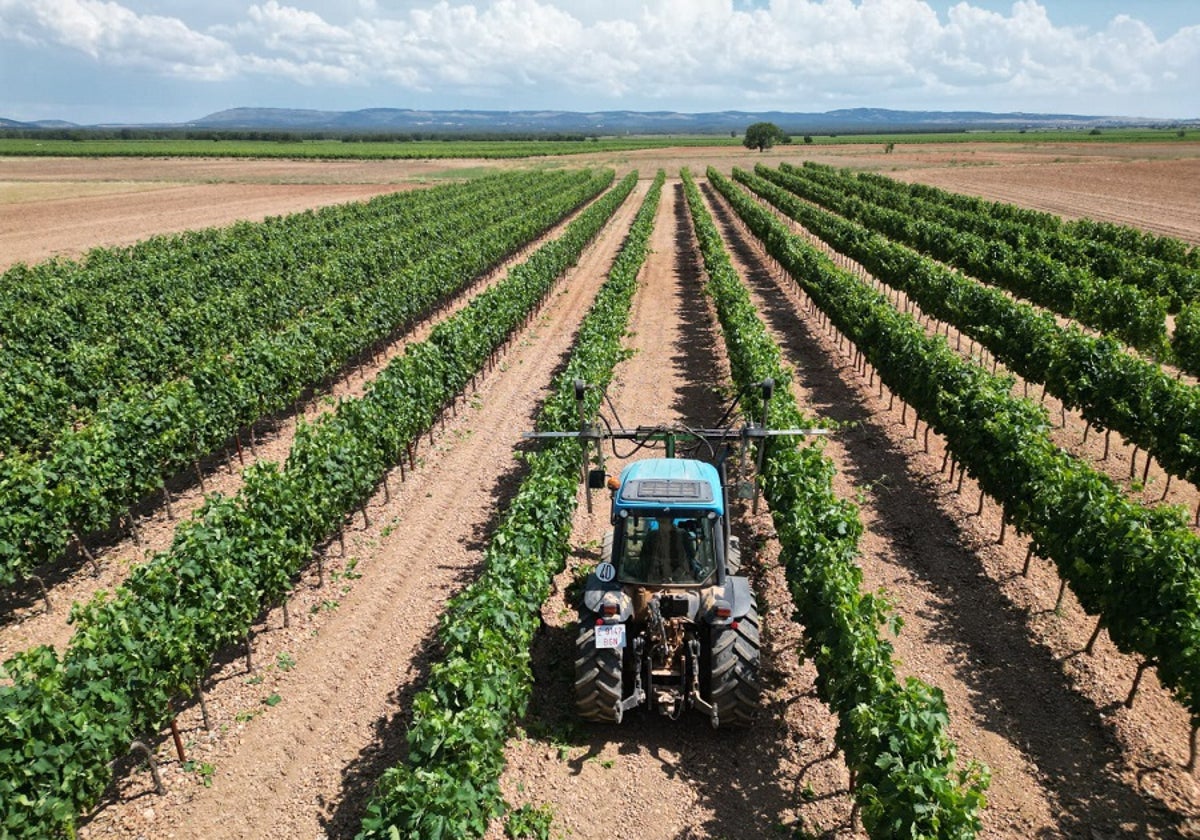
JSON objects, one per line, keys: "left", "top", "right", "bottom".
{"left": 523, "top": 379, "right": 828, "bottom": 513}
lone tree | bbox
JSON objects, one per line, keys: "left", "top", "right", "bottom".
{"left": 743, "top": 121, "right": 786, "bottom": 152}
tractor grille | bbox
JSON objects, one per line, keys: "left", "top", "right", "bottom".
{"left": 623, "top": 479, "right": 713, "bottom": 504}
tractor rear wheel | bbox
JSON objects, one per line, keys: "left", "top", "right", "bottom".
{"left": 575, "top": 621, "right": 624, "bottom": 722}
{"left": 708, "top": 601, "right": 761, "bottom": 726}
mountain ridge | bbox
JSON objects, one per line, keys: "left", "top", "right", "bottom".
{"left": 4, "top": 107, "right": 1194, "bottom": 134}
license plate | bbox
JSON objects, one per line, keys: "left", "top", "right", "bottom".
{"left": 595, "top": 624, "right": 626, "bottom": 649}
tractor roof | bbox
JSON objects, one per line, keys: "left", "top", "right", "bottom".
{"left": 614, "top": 458, "right": 723, "bottom": 516}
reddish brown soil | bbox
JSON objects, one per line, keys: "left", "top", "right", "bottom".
{"left": 0, "top": 182, "right": 413, "bottom": 266}
{"left": 4, "top": 144, "right": 1200, "bottom": 839}
{"left": 891, "top": 157, "right": 1200, "bottom": 243}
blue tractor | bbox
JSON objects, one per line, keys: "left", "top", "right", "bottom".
{"left": 575, "top": 456, "right": 759, "bottom": 727}
{"left": 531, "top": 378, "right": 824, "bottom": 727}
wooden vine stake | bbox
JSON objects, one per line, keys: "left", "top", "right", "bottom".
{"left": 1054, "top": 578, "right": 1068, "bottom": 612}
{"left": 129, "top": 741, "right": 165, "bottom": 795}
{"left": 162, "top": 483, "right": 175, "bottom": 521}
{"left": 244, "top": 632, "right": 254, "bottom": 674}
{"left": 169, "top": 717, "right": 187, "bottom": 762}
{"left": 1022, "top": 545, "right": 1035, "bottom": 577}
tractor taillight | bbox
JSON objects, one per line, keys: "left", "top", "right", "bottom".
{"left": 714, "top": 599, "right": 732, "bottom": 619}
{"left": 601, "top": 603, "right": 620, "bottom": 617}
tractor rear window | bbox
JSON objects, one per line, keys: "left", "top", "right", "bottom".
{"left": 617, "top": 515, "right": 716, "bottom": 586}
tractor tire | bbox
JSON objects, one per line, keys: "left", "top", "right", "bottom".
{"left": 575, "top": 621, "right": 624, "bottom": 723}
{"left": 707, "top": 601, "right": 761, "bottom": 727}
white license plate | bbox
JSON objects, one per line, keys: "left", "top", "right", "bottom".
{"left": 595, "top": 624, "right": 626, "bottom": 649}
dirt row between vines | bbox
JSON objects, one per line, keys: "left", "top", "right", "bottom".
{"left": 70, "top": 180, "right": 649, "bottom": 839}
{"left": 0, "top": 182, "right": 612, "bottom": 661}
{"left": 491, "top": 179, "right": 855, "bottom": 839}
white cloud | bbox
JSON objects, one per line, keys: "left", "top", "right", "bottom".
{"left": 1, "top": 0, "right": 1197, "bottom": 114}
{"left": 0, "top": 0, "right": 237, "bottom": 78}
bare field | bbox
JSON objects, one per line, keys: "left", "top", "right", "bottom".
{"left": 3, "top": 140, "right": 1198, "bottom": 269}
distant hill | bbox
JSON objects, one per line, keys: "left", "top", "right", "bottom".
{"left": 3, "top": 107, "right": 1194, "bottom": 135}
{"left": 185, "top": 106, "right": 1169, "bottom": 135}
{"left": 0, "top": 117, "right": 79, "bottom": 129}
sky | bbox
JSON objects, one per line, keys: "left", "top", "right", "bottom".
{"left": 1, "top": 0, "right": 1197, "bottom": 125}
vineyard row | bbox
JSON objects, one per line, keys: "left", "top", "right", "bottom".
{"left": 712, "top": 167, "right": 1200, "bottom": 751}
{"left": 0, "top": 171, "right": 635, "bottom": 838}
{"left": 739, "top": 165, "right": 1200, "bottom": 498}
{"left": 0, "top": 171, "right": 612, "bottom": 590}
{"left": 684, "top": 170, "right": 986, "bottom": 838}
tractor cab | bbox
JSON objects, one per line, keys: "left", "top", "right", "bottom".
{"left": 609, "top": 459, "right": 725, "bottom": 587}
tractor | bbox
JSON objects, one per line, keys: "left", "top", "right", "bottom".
{"left": 530, "top": 379, "right": 824, "bottom": 728}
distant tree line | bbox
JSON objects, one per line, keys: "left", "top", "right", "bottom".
{"left": 0, "top": 127, "right": 604, "bottom": 143}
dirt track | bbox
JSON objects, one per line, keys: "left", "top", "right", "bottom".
{"left": 6, "top": 144, "right": 1200, "bottom": 838}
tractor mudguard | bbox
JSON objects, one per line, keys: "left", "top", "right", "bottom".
{"left": 581, "top": 573, "right": 635, "bottom": 622}
{"left": 723, "top": 575, "right": 755, "bottom": 620}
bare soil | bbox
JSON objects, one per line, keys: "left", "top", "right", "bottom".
{"left": 4, "top": 142, "right": 1200, "bottom": 839}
